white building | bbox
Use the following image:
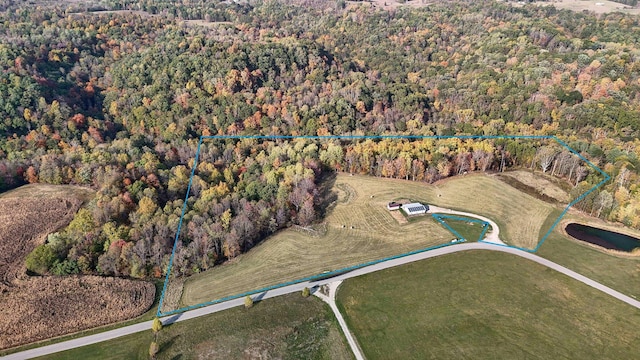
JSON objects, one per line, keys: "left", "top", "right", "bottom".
{"left": 401, "top": 202, "right": 428, "bottom": 215}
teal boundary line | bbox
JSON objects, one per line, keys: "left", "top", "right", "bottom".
{"left": 432, "top": 213, "right": 490, "bottom": 242}
{"left": 156, "top": 134, "right": 610, "bottom": 317}
{"left": 158, "top": 239, "right": 465, "bottom": 317}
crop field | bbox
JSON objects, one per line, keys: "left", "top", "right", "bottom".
{"left": 0, "top": 185, "right": 154, "bottom": 350}
{"left": 179, "top": 174, "right": 453, "bottom": 308}
{"left": 39, "top": 294, "right": 353, "bottom": 360}
{"left": 519, "top": 0, "right": 640, "bottom": 15}
{"left": 0, "top": 185, "right": 91, "bottom": 290}
{"left": 179, "top": 172, "right": 552, "bottom": 309}
{"left": 337, "top": 250, "right": 640, "bottom": 359}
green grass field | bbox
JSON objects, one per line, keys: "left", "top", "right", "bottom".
{"left": 435, "top": 217, "right": 491, "bottom": 242}
{"left": 537, "top": 212, "right": 640, "bottom": 300}
{"left": 337, "top": 250, "right": 640, "bottom": 359}
{"left": 37, "top": 294, "right": 353, "bottom": 360}
{"left": 180, "top": 173, "right": 556, "bottom": 308}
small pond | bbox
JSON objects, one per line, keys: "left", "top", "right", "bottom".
{"left": 565, "top": 223, "right": 640, "bottom": 252}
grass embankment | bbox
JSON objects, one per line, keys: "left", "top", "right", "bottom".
{"left": 39, "top": 294, "right": 353, "bottom": 360}
{"left": 180, "top": 174, "right": 453, "bottom": 307}
{"left": 337, "top": 250, "right": 640, "bottom": 359}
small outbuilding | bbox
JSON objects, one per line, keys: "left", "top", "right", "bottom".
{"left": 387, "top": 202, "right": 402, "bottom": 211}
{"left": 401, "top": 202, "right": 429, "bottom": 215}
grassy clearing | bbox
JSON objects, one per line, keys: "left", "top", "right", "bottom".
{"left": 436, "top": 217, "right": 490, "bottom": 242}
{"left": 181, "top": 173, "right": 554, "bottom": 307}
{"left": 432, "top": 174, "right": 556, "bottom": 248}
{"left": 39, "top": 294, "right": 353, "bottom": 360}
{"left": 337, "top": 250, "right": 640, "bottom": 360}
{"left": 181, "top": 174, "right": 452, "bottom": 306}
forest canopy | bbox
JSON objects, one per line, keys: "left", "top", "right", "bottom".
{"left": 1, "top": 0, "right": 639, "bottom": 280}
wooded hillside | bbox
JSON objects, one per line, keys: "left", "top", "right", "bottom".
{"left": 0, "top": 0, "right": 638, "bottom": 279}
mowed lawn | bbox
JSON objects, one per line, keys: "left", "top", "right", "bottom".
{"left": 181, "top": 174, "right": 453, "bottom": 306}
{"left": 436, "top": 217, "right": 491, "bottom": 242}
{"left": 538, "top": 212, "right": 640, "bottom": 300}
{"left": 337, "top": 250, "right": 640, "bottom": 360}
{"left": 37, "top": 294, "right": 353, "bottom": 360}
{"left": 431, "top": 174, "right": 556, "bottom": 249}
{"left": 181, "top": 173, "right": 555, "bottom": 307}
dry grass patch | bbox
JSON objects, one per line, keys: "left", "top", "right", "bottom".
{"left": 500, "top": 170, "right": 570, "bottom": 203}
{"left": 179, "top": 174, "right": 453, "bottom": 309}
{"left": 0, "top": 184, "right": 154, "bottom": 350}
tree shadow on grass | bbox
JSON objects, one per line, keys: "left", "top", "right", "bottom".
{"left": 159, "top": 334, "right": 180, "bottom": 357}
{"left": 316, "top": 171, "right": 338, "bottom": 219}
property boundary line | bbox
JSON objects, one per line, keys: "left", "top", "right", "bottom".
{"left": 157, "top": 135, "right": 610, "bottom": 317}
{"left": 432, "top": 213, "right": 490, "bottom": 242}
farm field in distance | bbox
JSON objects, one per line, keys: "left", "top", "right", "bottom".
{"left": 337, "top": 250, "right": 640, "bottom": 359}
{"left": 37, "top": 293, "right": 353, "bottom": 360}
{"left": 516, "top": 0, "right": 640, "bottom": 15}
{"left": 0, "top": 185, "right": 154, "bottom": 350}
{"left": 178, "top": 171, "right": 556, "bottom": 310}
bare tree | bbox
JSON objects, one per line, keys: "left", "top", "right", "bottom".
{"left": 536, "top": 146, "right": 558, "bottom": 173}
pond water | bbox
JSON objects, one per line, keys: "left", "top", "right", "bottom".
{"left": 565, "top": 223, "right": 640, "bottom": 252}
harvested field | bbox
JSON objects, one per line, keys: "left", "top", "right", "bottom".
{"left": 0, "top": 276, "right": 154, "bottom": 350}
{"left": 0, "top": 196, "right": 83, "bottom": 290}
{"left": 515, "top": 0, "right": 640, "bottom": 15}
{"left": 0, "top": 184, "right": 154, "bottom": 350}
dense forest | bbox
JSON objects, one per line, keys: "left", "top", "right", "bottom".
{"left": 1, "top": 0, "right": 639, "bottom": 280}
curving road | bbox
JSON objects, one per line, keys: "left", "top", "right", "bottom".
{"left": 3, "top": 244, "right": 640, "bottom": 359}
{"left": 429, "top": 206, "right": 504, "bottom": 244}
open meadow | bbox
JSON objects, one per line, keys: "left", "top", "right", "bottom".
{"left": 0, "top": 185, "right": 154, "bottom": 350}
{"left": 37, "top": 293, "right": 353, "bottom": 360}
{"left": 337, "top": 250, "right": 640, "bottom": 359}
{"left": 429, "top": 173, "right": 557, "bottom": 248}
{"left": 179, "top": 172, "right": 556, "bottom": 309}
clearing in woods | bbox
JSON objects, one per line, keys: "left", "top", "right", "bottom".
{"left": 179, "top": 172, "right": 557, "bottom": 308}
{"left": 0, "top": 184, "right": 155, "bottom": 350}
{"left": 179, "top": 173, "right": 452, "bottom": 308}
{"left": 337, "top": 250, "right": 640, "bottom": 359}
